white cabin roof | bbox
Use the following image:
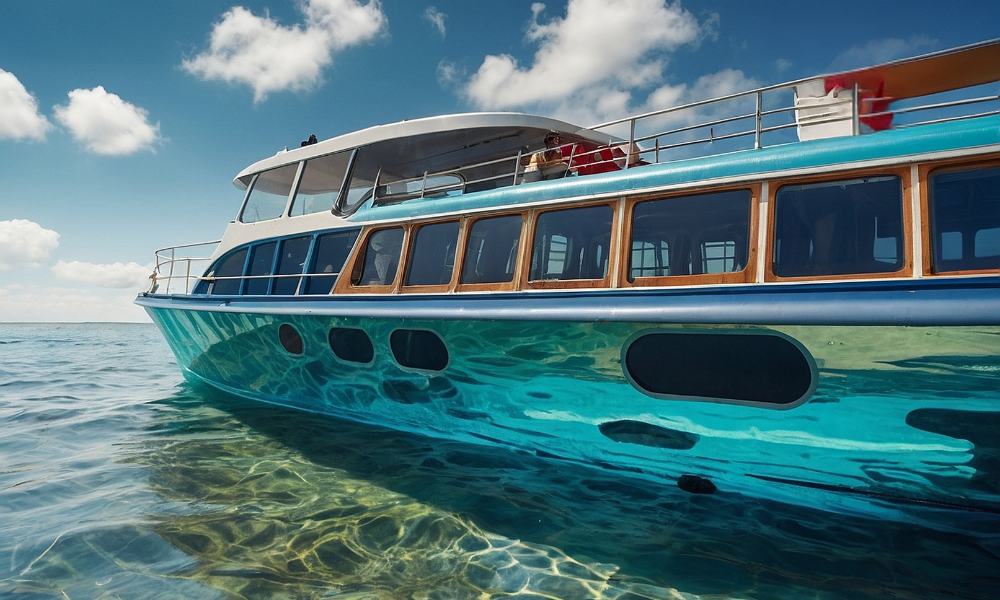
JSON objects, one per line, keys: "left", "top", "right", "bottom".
{"left": 234, "top": 112, "right": 620, "bottom": 188}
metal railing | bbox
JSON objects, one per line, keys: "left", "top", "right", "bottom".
{"left": 371, "top": 81, "right": 998, "bottom": 206}
{"left": 151, "top": 240, "right": 220, "bottom": 295}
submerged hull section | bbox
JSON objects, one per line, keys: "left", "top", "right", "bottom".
{"left": 142, "top": 301, "right": 1000, "bottom": 523}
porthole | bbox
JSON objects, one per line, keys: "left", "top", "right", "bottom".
{"left": 329, "top": 327, "right": 374, "bottom": 364}
{"left": 278, "top": 324, "right": 304, "bottom": 355}
{"left": 389, "top": 329, "right": 448, "bottom": 372}
{"left": 623, "top": 330, "right": 814, "bottom": 407}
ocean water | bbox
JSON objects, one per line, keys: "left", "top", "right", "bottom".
{"left": 1, "top": 323, "right": 998, "bottom": 599}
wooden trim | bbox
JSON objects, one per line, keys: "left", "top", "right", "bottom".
{"left": 453, "top": 210, "right": 529, "bottom": 293}
{"left": 764, "top": 166, "right": 914, "bottom": 282}
{"left": 617, "top": 184, "right": 760, "bottom": 288}
{"left": 334, "top": 224, "right": 407, "bottom": 295}
{"left": 521, "top": 200, "right": 619, "bottom": 290}
{"left": 919, "top": 154, "right": 1000, "bottom": 276}
{"left": 399, "top": 218, "right": 463, "bottom": 294}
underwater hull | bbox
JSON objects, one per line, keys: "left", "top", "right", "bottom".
{"left": 141, "top": 298, "right": 1000, "bottom": 523}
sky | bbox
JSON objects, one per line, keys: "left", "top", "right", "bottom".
{"left": 0, "top": 0, "right": 997, "bottom": 322}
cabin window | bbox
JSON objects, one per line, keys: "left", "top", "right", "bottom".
{"left": 240, "top": 163, "right": 299, "bottom": 223}
{"left": 207, "top": 248, "right": 247, "bottom": 295}
{"left": 328, "top": 327, "right": 374, "bottom": 363}
{"left": 272, "top": 236, "right": 311, "bottom": 295}
{"left": 929, "top": 167, "right": 1000, "bottom": 272}
{"left": 290, "top": 151, "right": 352, "bottom": 217}
{"left": 461, "top": 215, "right": 522, "bottom": 284}
{"left": 772, "top": 176, "right": 904, "bottom": 277}
{"left": 244, "top": 241, "right": 277, "bottom": 295}
{"left": 629, "top": 189, "right": 750, "bottom": 281}
{"left": 338, "top": 149, "right": 379, "bottom": 215}
{"left": 278, "top": 324, "right": 304, "bottom": 355}
{"left": 406, "top": 221, "right": 459, "bottom": 286}
{"left": 303, "top": 229, "right": 359, "bottom": 295}
{"left": 354, "top": 228, "right": 404, "bottom": 286}
{"left": 390, "top": 329, "right": 448, "bottom": 371}
{"left": 530, "top": 205, "right": 613, "bottom": 281}
{"left": 624, "top": 331, "right": 814, "bottom": 406}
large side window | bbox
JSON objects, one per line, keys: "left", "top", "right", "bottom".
{"left": 353, "top": 228, "right": 404, "bottom": 286}
{"left": 244, "top": 242, "right": 277, "bottom": 295}
{"left": 629, "top": 189, "right": 750, "bottom": 281}
{"left": 461, "top": 215, "right": 522, "bottom": 284}
{"left": 530, "top": 205, "right": 613, "bottom": 281}
{"left": 240, "top": 163, "right": 299, "bottom": 223}
{"left": 772, "top": 176, "right": 904, "bottom": 277}
{"left": 290, "top": 151, "right": 351, "bottom": 217}
{"left": 406, "top": 221, "right": 459, "bottom": 286}
{"left": 929, "top": 166, "right": 1000, "bottom": 273}
{"left": 272, "top": 236, "right": 312, "bottom": 295}
{"left": 207, "top": 248, "right": 247, "bottom": 295}
{"left": 304, "top": 229, "right": 359, "bottom": 295}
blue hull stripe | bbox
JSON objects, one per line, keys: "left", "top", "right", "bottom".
{"left": 137, "top": 277, "right": 1000, "bottom": 326}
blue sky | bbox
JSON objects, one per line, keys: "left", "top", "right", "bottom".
{"left": 0, "top": 0, "right": 997, "bottom": 321}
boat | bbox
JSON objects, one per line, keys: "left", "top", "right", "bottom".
{"left": 138, "top": 40, "right": 1000, "bottom": 523}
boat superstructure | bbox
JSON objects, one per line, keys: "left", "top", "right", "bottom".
{"left": 138, "top": 41, "right": 1000, "bottom": 524}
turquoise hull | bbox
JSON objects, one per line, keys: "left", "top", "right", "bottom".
{"left": 143, "top": 303, "right": 1000, "bottom": 524}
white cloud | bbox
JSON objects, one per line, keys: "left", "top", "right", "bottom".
{"left": 774, "top": 58, "right": 792, "bottom": 73}
{"left": 423, "top": 6, "right": 446, "bottom": 37}
{"left": 183, "top": 0, "right": 387, "bottom": 102}
{"left": 0, "top": 68, "right": 51, "bottom": 141}
{"left": 829, "top": 36, "right": 938, "bottom": 71}
{"left": 0, "top": 219, "right": 59, "bottom": 271}
{"left": 53, "top": 86, "right": 160, "bottom": 155}
{"left": 0, "top": 283, "right": 149, "bottom": 322}
{"left": 52, "top": 260, "right": 151, "bottom": 289}
{"left": 464, "top": 0, "right": 703, "bottom": 110}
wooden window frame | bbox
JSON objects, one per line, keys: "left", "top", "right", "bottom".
{"left": 454, "top": 210, "right": 530, "bottom": 293}
{"left": 521, "top": 200, "right": 620, "bottom": 290}
{"left": 919, "top": 154, "right": 1000, "bottom": 277}
{"left": 618, "top": 184, "right": 760, "bottom": 288}
{"left": 334, "top": 225, "right": 409, "bottom": 294}
{"left": 400, "top": 218, "right": 463, "bottom": 294}
{"left": 764, "top": 166, "right": 914, "bottom": 282}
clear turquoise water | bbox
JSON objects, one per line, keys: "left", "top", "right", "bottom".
{"left": 1, "top": 323, "right": 998, "bottom": 599}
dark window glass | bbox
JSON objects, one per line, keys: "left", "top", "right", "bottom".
{"left": 625, "top": 332, "right": 813, "bottom": 405}
{"left": 461, "top": 215, "right": 522, "bottom": 284}
{"left": 208, "top": 248, "right": 247, "bottom": 295}
{"left": 406, "top": 221, "right": 459, "bottom": 286}
{"left": 530, "top": 205, "right": 613, "bottom": 281}
{"left": 773, "top": 176, "right": 904, "bottom": 277}
{"left": 244, "top": 242, "right": 276, "bottom": 295}
{"left": 272, "top": 236, "right": 311, "bottom": 295}
{"left": 390, "top": 329, "right": 448, "bottom": 371}
{"left": 328, "top": 328, "right": 374, "bottom": 363}
{"left": 630, "top": 189, "right": 750, "bottom": 280}
{"left": 241, "top": 164, "right": 298, "bottom": 223}
{"left": 355, "top": 228, "right": 404, "bottom": 285}
{"left": 305, "top": 229, "right": 359, "bottom": 294}
{"left": 278, "top": 324, "right": 303, "bottom": 355}
{"left": 929, "top": 167, "right": 1000, "bottom": 272}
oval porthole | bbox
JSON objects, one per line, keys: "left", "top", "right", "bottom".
{"left": 329, "top": 327, "right": 375, "bottom": 363}
{"left": 623, "top": 330, "right": 814, "bottom": 407}
{"left": 389, "top": 329, "right": 448, "bottom": 372}
{"left": 278, "top": 323, "right": 304, "bottom": 355}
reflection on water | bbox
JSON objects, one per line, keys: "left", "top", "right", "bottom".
{"left": 1, "top": 324, "right": 999, "bottom": 598}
